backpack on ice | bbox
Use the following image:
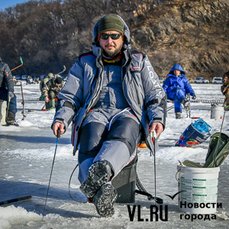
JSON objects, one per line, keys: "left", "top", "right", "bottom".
{"left": 176, "top": 118, "right": 212, "bottom": 147}
{"left": 180, "top": 132, "right": 229, "bottom": 168}
{"left": 203, "top": 132, "right": 229, "bottom": 168}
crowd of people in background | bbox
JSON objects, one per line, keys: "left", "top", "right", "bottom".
{"left": 0, "top": 58, "right": 66, "bottom": 125}
{"left": 0, "top": 59, "right": 228, "bottom": 124}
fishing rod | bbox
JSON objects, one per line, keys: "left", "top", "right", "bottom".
{"left": 56, "top": 65, "right": 66, "bottom": 76}
{"left": 0, "top": 196, "right": 32, "bottom": 206}
{"left": 42, "top": 129, "right": 61, "bottom": 221}
{"left": 20, "top": 81, "right": 26, "bottom": 120}
{"left": 11, "top": 57, "right": 24, "bottom": 72}
{"left": 135, "top": 131, "right": 163, "bottom": 204}
{"left": 152, "top": 131, "right": 157, "bottom": 203}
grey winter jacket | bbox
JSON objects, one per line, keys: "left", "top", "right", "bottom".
{"left": 52, "top": 15, "right": 166, "bottom": 154}
{"left": 0, "top": 60, "right": 14, "bottom": 92}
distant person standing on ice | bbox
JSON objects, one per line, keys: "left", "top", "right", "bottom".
{"left": 0, "top": 57, "right": 17, "bottom": 125}
{"left": 221, "top": 70, "right": 229, "bottom": 110}
{"left": 51, "top": 14, "right": 166, "bottom": 217}
{"left": 163, "top": 64, "right": 196, "bottom": 119}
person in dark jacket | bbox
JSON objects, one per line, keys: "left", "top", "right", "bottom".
{"left": 42, "top": 75, "right": 64, "bottom": 110}
{"left": 163, "top": 64, "right": 196, "bottom": 119}
{"left": 39, "top": 73, "right": 54, "bottom": 100}
{"left": 51, "top": 14, "right": 166, "bottom": 217}
{"left": 221, "top": 70, "right": 229, "bottom": 109}
{"left": 0, "top": 57, "right": 17, "bottom": 125}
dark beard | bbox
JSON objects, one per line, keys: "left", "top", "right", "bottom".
{"left": 103, "top": 46, "right": 122, "bottom": 58}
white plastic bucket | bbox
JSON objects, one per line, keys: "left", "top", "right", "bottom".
{"left": 210, "top": 104, "right": 224, "bottom": 120}
{"left": 177, "top": 165, "right": 220, "bottom": 214}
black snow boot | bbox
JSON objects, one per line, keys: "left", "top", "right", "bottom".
{"left": 93, "top": 183, "right": 117, "bottom": 217}
{"left": 80, "top": 160, "right": 113, "bottom": 199}
{"left": 6, "top": 112, "right": 16, "bottom": 125}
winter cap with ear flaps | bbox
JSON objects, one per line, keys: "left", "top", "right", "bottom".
{"left": 98, "top": 14, "right": 124, "bottom": 37}
{"left": 55, "top": 77, "right": 62, "bottom": 84}
{"left": 222, "top": 71, "right": 229, "bottom": 79}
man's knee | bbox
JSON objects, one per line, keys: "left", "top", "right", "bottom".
{"left": 9, "top": 95, "right": 17, "bottom": 114}
{"left": 49, "top": 91, "right": 56, "bottom": 100}
{"left": 78, "top": 122, "right": 108, "bottom": 162}
{"left": 107, "top": 118, "right": 140, "bottom": 154}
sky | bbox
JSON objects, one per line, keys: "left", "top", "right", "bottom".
{"left": 0, "top": 81, "right": 228, "bottom": 228}
{"left": 0, "top": 0, "right": 37, "bottom": 10}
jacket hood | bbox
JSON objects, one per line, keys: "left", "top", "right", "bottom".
{"left": 92, "top": 14, "right": 131, "bottom": 56}
{"left": 168, "top": 64, "right": 185, "bottom": 75}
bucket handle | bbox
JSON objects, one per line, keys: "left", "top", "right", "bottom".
{"left": 175, "top": 161, "right": 182, "bottom": 181}
{"left": 175, "top": 168, "right": 181, "bottom": 181}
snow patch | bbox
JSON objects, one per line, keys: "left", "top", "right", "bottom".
{"left": 0, "top": 206, "right": 41, "bottom": 228}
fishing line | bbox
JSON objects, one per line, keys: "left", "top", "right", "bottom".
{"left": 42, "top": 129, "right": 61, "bottom": 222}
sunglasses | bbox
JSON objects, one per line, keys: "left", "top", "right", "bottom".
{"left": 100, "top": 33, "right": 122, "bottom": 40}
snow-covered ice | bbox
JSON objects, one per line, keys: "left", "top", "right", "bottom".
{"left": 0, "top": 82, "right": 228, "bottom": 229}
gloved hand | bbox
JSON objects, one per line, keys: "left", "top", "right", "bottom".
{"left": 8, "top": 91, "right": 14, "bottom": 100}
{"left": 192, "top": 95, "right": 196, "bottom": 100}
{"left": 44, "top": 97, "right": 49, "bottom": 103}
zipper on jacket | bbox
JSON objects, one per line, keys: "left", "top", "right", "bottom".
{"left": 87, "top": 66, "right": 104, "bottom": 111}
{"left": 130, "top": 72, "right": 141, "bottom": 106}
{"left": 122, "top": 68, "right": 140, "bottom": 123}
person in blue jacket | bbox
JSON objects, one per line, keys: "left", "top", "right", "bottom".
{"left": 163, "top": 64, "right": 196, "bottom": 119}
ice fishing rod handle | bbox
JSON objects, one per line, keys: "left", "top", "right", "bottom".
{"left": 20, "top": 57, "right": 23, "bottom": 64}
{"left": 57, "top": 128, "right": 61, "bottom": 140}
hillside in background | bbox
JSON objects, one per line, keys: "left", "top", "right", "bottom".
{"left": 0, "top": 0, "right": 228, "bottom": 81}
{"left": 130, "top": 0, "right": 229, "bottom": 80}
